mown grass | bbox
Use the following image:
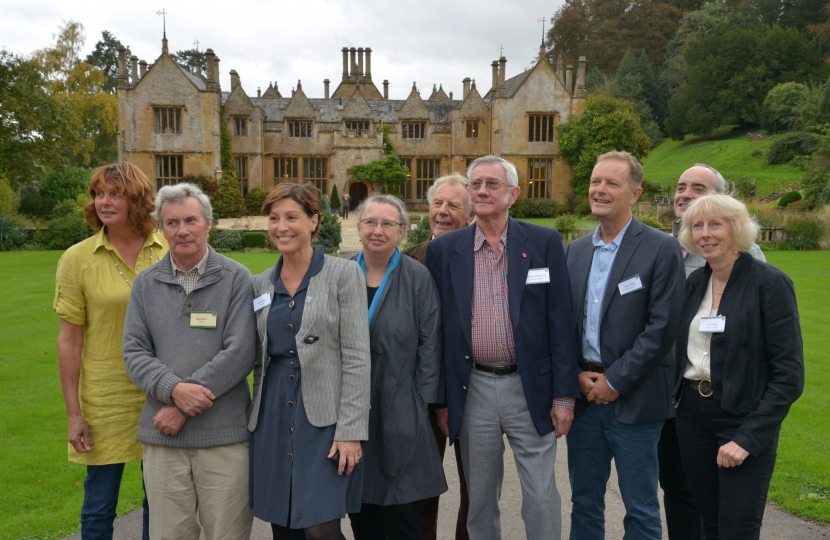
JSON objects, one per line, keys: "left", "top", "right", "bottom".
{"left": 643, "top": 131, "right": 805, "bottom": 198}
{"left": 0, "top": 249, "right": 826, "bottom": 539}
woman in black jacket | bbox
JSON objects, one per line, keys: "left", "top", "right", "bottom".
{"left": 674, "top": 194, "right": 804, "bottom": 540}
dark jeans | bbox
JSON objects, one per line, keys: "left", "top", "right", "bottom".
{"left": 417, "top": 410, "right": 470, "bottom": 540}
{"left": 658, "top": 417, "right": 703, "bottom": 540}
{"left": 350, "top": 502, "right": 422, "bottom": 540}
{"left": 81, "top": 462, "right": 149, "bottom": 540}
{"left": 676, "top": 384, "right": 778, "bottom": 540}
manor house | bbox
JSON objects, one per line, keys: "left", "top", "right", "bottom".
{"left": 117, "top": 37, "right": 587, "bottom": 210}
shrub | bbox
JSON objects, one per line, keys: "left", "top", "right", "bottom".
{"left": 554, "top": 214, "right": 577, "bottom": 240}
{"left": 0, "top": 175, "right": 19, "bottom": 215}
{"left": 19, "top": 193, "right": 57, "bottom": 219}
{"left": 508, "top": 200, "right": 527, "bottom": 219}
{"left": 40, "top": 167, "right": 92, "bottom": 203}
{"left": 778, "top": 191, "right": 803, "bottom": 207}
{"left": 573, "top": 200, "right": 592, "bottom": 217}
{"left": 638, "top": 216, "right": 664, "bottom": 229}
{"left": 329, "top": 184, "right": 341, "bottom": 209}
{"left": 786, "top": 216, "right": 826, "bottom": 250}
{"left": 52, "top": 199, "right": 80, "bottom": 218}
{"left": 242, "top": 231, "right": 267, "bottom": 249}
{"left": 555, "top": 204, "right": 572, "bottom": 216}
{"left": 760, "top": 82, "right": 809, "bottom": 133}
{"left": 524, "top": 198, "right": 558, "bottom": 218}
{"left": 43, "top": 212, "right": 92, "bottom": 250}
{"left": 406, "top": 216, "right": 431, "bottom": 247}
{"left": 314, "top": 211, "right": 342, "bottom": 252}
{"left": 244, "top": 187, "right": 269, "bottom": 216}
{"left": 802, "top": 162, "right": 830, "bottom": 209}
{"left": 212, "top": 180, "right": 246, "bottom": 218}
{"left": 211, "top": 229, "right": 243, "bottom": 251}
{"left": 766, "top": 132, "right": 823, "bottom": 165}
{"left": 0, "top": 214, "right": 28, "bottom": 251}
{"left": 183, "top": 174, "right": 219, "bottom": 198}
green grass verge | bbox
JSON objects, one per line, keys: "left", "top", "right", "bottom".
{"left": 765, "top": 251, "right": 830, "bottom": 522}
{"left": 0, "top": 249, "right": 826, "bottom": 539}
{"left": 643, "top": 131, "right": 805, "bottom": 198}
{"left": 519, "top": 217, "right": 598, "bottom": 229}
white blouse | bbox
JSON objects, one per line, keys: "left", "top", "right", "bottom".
{"left": 684, "top": 274, "right": 719, "bottom": 380}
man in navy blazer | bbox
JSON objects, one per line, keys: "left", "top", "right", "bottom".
{"left": 426, "top": 155, "right": 580, "bottom": 540}
{"left": 564, "top": 151, "right": 684, "bottom": 539}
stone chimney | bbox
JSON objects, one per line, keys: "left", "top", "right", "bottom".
{"left": 449, "top": 91, "right": 453, "bottom": 100}
{"left": 383, "top": 80, "right": 389, "bottom": 100}
{"left": 205, "top": 49, "right": 215, "bottom": 89}
{"left": 463, "top": 77, "right": 471, "bottom": 99}
{"left": 556, "top": 55, "right": 564, "bottom": 81}
{"left": 257, "top": 87, "right": 261, "bottom": 97}
{"left": 342, "top": 47, "right": 349, "bottom": 81}
{"left": 565, "top": 64, "right": 573, "bottom": 94}
{"left": 498, "top": 56, "right": 507, "bottom": 90}
{"left": 357, "top": 47, "right": 364, "bottom": 77}
{"left": 324, "top": 79, "right": 330, "bottom": 99}
{"left": 575, "top": 56, "right": 587, "bottom": 98}
{"left": 213, "top": 56, "right": 221, "bottom": 91}
{"left": 349, "top": 47, "right": 356, "bottom": 82}
{"left": 117, "top": 46, "right": 128, "bottom": 90}
{"left": 130, "top": 55, "right": 138, "bottom": 85}
{"left": 365, "top": 48, "right": 372, "bottom": 81}
{"left": 491, "top": 61, "right": 499, "bottom": 91}
{"left": 139, "top": 60, "right": 147, "bottom": 79}
{"left": 230, "top": 70, "right": 240, "bottom": 90}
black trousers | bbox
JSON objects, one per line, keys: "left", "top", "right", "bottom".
{"left": 676, "top": 383, "right": 778, "bottom": 540}
{"left": 350, "top": 501, "right": 422, "bottom": 540}
{"left": 658, "top": 417, "right": 704, "bottom": 539}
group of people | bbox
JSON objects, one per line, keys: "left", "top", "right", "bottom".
{"left": 55, "top": 152, "right": 803, "bottom": 540}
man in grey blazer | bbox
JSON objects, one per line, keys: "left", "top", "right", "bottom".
{"left": 564, "top": 151, "right": 684, "bottom": 539}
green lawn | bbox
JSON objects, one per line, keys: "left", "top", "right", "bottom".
{"left": 643, "top": 131, "right": 805, "bottom": 198}
{"left": 520, "top": 217, "right": 598, "bottom": 229}
{"left": 0, "top": 249, "right": 827, "bottom": 539}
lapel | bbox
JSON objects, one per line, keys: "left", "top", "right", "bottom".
{"left": 600, "top": 218, "right": 642, "bottom": 322}
{"left": 449, "top": 226, "right": 476, "bottom": 351}
{"left": 506, "top": 218, "right": 532, "bottom": 334}
{"left": 569, "top": 236, "right": 595, "bottom": 339}
{"left": 295, "top": 270, "right": 320, "bottom": 343}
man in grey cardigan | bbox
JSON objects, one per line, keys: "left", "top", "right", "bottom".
{"left": 124, "top": 183, "right": 255, "bottom": 540}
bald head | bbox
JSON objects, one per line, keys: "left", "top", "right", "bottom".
{"left": 673, "top": 165, "right": 725, "bottom": 218}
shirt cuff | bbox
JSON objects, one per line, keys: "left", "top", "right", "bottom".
{"left": 606, "top": 378, "right": 618, "bottom": 393}
{"left": 552, "top": 397, "right": 575, "bottom": 410}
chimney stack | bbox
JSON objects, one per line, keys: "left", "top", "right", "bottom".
{"left": 556, "top": 55, "right": 564, "bottom": 81}
{"left": 491, "top": 61, "right": 499, "bottom": 91}
{"left": 449, "top": 91, "right": 453, "bottom": 100}
{"left": 357, "top": 47, "right": 364, "bottom": 77}
{"left": 342, "top": 47, "right": 349, "bottom": 81}
{"left": 565, "top": 64, "right": 573, "bottom": 94}
{"left": 575, "top": 56, "right": 587, "bottom": 98}
{"left": 130, "top": 55, "right": 138, "bottom": 85}
{"left": 230, "top": 69, "right": 240, "bottom": 90}
{"left": 349, "top": 48, "right": 356, "bottom": 81}
{"left": 205, "top": 49, "right": 215, "bottom": 88}
{"left": 383, "top": 80, "right": 389, "bottom": 100}
{"left": 365, "top": 48, "right": 372, "bottom": 81}
{"left": 139, "top": 60, "right": 147, "bottom": 79}
{"left": 117, "top": 46, "right": 128, "bottom": 89}
{"left": 324, "top": 79, "right": 330, "bottom": 99}
{"left": 257, "top": 87, "right": 261, "bottom": 97}
{"left": 498, "top": 56, "right": 507, "bottom": 90}
{"left": 463, "top": 77, "right": 471, "bottom": 99}
{"left": 213, "top": 56, "right": 221, "bottom": 91}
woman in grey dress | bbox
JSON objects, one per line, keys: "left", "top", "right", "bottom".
{"left": 249, "top": 183, "right": 371, "bottom": 540}
{"left": 348, "top": 195, "right": 447, "bottom": 540}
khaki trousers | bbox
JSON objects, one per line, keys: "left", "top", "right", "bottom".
{"left": 143, "top": 443, "right": 253, "bottom": 540}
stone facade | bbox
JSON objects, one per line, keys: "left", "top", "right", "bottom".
{"left": 118, "top": 41, "right": 587, "bottom": 209}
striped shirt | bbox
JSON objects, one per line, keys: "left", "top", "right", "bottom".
{"left": 171, "top": 250, "right": 209, "bottom": 294}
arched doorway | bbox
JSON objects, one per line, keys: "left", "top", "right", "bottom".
{"left": 348, "top": 181, "right": 369, "bottom": 210}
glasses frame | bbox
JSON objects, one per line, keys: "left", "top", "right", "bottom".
{"left": 358, "top": 218, "right": 405, "bottom": 230}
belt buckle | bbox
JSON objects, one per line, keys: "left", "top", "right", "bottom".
{"left": 696, "top": 379, "right": 713, "bottom": 398}
{"left": 491, "top": 365, "right": 507, "bottom": 376}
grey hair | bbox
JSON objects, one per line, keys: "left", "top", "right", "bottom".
{"left": 154, "top": 183, "right": 213, "bottom": 228}
{"left": 427, "top": 172, "right": 473, "bottom": 217}
{"left": 595, "top": 151, "right": 643, "bottom": 188}
{"left": 692, "top": 163, "right": 730, "bottom": 194}
{"left": 356, "top": 194, "right": 408, "bottom": 227}
{"left": 466, "top": 155, "right": 519, "bottom": 187}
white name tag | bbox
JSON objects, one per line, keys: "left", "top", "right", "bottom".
{"left": 699, "top": 316, "right": 726, "bottom": 333}
{"left": 253, "top": 292, "right": 271, "bottom": 312}
{"left": 618, "top": 275, "right": 644, "bottom": 296}
{"left": 526, "top": 268, "right": 550, "bottom": 284}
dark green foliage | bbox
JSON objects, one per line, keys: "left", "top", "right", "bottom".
{"left": 182, "top": 174, "right": 219, "bottom": 198}
{"left": 508, "top": 200, "right": 527, "bottom": 219}
{"left": 641, "top": 180, "right": 667, "bottom": 199}
{"left": 219, "top": 106, "right": 235, "bottom": 179}
{"left": 766, "top": 132, "right": 823, "bottom": 164}
{"left": 19, "top": 192, "right": 57, "bottom": 219}
{"left": 638, "top": 215, "right": 665, "bottom": 229}
{"left": 329, "top": 184, "right": 340, "bottom": 209}
{"left": 761, "top": 82, "right": 809, "bottom": 132}
{"left": 665, "top": 24, "right": 828, "bottom": 139}
{"left": 84, "top": 31, "right": 128, "bottom": 94}
{"left": 381, "top": 125, "right": 395, "bottom": 155}
{"left": 242, "top": 231, "right": 267, "bottom": 249}
{"left": 51, "top": 199, "right": 80, "bottom": 218}
{"left": 40, "top": 167, "right": 91, "bottom": 202}
{"left": 0, "top": 214, "right": 28, "bottom": 251}
{"left": 555, "top": 204, "right": 573, "bottom": 216}
{"left": 524, "top": 198, "right": 559, "bottom": 218}
{"left": 43, "top": 212, "right": 92, "bottom": 250}
{"left": 554, "top": 214, "right": 577, "bottom": 240}
{"left": 211, "top": 229, "right": 243, "bottom": 251}
{"left": 406, "top": 216, "right": 432, "bottom": 247}
{"left": 347, "top": 155, "right": 409, "bottom": 197}
{"left": 244, "top": 187, "right": 269, "bottom": 216}
{"left": 801, "top": 161, "right": 830, "bottom": 208}
{"left": 212, "top": 180, "right": 245, "bottom": 219}
{"left": 171, "top": 49, "right": 207, "bottom": 77}
{"left": 778, "top": 191, "right": 803, "bottom": 207}
{"left": 786, "top": 216, "right": 826, "bottom": 249}
{"left": 314, "top": 196, "right": 342, "bottom": 252}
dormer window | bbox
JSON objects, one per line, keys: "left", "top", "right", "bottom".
{"left": 346, "top": 120, "right": 370, "bottom": 135}
{"left": 288, "top": 120, "right": 313, "bottom": 138}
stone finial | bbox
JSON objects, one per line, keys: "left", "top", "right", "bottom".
{"left": 412, "top": 81, "right": 417, "bottom": 92}
{"left": 471, "top": 79, "right": 476, "bottom": 90}
{"left": 162, "top": 37, "right": 169, "bottom": 55}
{"left": 297, "top": 79, "right": 302, "bottom": 91}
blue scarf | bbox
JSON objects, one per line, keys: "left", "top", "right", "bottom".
{"left": 356, "top": 248, "right": 400, "bottom": 327}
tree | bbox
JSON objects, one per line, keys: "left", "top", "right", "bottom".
{"left": 172, "top": 49, "right": 207, "bottom": 77}
{"left": 85, "top": 30, "right": 129, "bottom": 93}
{"left": 40, "top": 167, "right": 92, "bottom": 202}
{"left": 244, "top": 186, "right": 269, "bottom": 216}
{"left": 557, "top": 94, "right": 652, "bottom": 194}
{"left": 212, "top": 180, "right": 245, "bottom": 218}
{"left": 329, "top": 184, "right": 341, "bottom": 209}
{"left": 347, "top": 155, "right": 410, "bottom": 197}
{"left": 760, "top": 82, "right": 809, "bottom": 132}
{"left": 664, "top": 24, "right": 828, "bottom": 139}
{"left": 314, "top": 194, "right": 342, "bottom": 251}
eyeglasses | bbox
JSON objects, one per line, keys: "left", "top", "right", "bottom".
{"left": 469, "top": 180, "right": 508, "bottom": 191}
{"left": 359, "top": 218, "right": 404, "bottom": 230}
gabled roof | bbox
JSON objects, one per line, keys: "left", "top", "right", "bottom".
{"left": 457, "top": 84, "right": 488, "bottom": 116}
{"left": 283, "top": 82, "right": 315, "bottom": 118}
{"left": 224, "top": 83, "right": 255, "bottom": 111}
{"left": 262, "top": 82, "right": 281, "bottom": 99}
{"left": 429, "top": 84, "right": 450, "bottom": 101}
{"left": 397, "top": 83, "right": 430, "bottom": 119}
{"left": 340, "top": 86, "right": 374, "bottom": 118}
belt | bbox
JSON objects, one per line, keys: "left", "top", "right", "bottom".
{"left": 473, "top": 362, "right": 518, "bottom": 375}
{"left": 585, "top": 363, "right": 605, "bottom": 374}
{"left": 685, "top": 378, "right": 713, "bottom": 398}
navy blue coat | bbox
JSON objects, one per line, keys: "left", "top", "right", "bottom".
{"left": 426, "top": 218, "right": 581, "bottom": 443}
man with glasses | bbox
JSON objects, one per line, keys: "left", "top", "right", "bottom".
{"left": 426, "top": 155, "right": 580, "bottom": 539}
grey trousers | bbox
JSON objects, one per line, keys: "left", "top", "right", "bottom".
{"left": 459, "top": 369, "right": 561, "bottom": 540}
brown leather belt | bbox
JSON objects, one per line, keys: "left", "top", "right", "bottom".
{"left": 473, "top": 363, "right": 518, "bottom": 376}
{"left": 585, "top": 363, "right": 605, "bottom": 374}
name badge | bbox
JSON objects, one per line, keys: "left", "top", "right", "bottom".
{"left": 618, "top": 274, "right": 644, "bottom": 296}
{"left": 253, "top": 292, "right": 271, "bottom": 312}
{"left": 190, "top": 311, "right": 217, "bottom": 328}
{"left": 526, "top": 268, "right": 550, "bottom": 285}
{"left": 699, "top": 316, "right": 726, "bottom": 333}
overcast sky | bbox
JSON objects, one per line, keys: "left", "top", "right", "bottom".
{"left": 1, "top": 0, "right": 566, "bottom": 100}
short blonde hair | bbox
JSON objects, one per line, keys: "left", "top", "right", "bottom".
{"left": 679, "top": 194, "right": 759, "bottom": 255}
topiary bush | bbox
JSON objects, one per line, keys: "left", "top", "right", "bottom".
{"left": 508, "top": 200, "right": 527, "bottom": 219}
{"left": 43, "top": 212, "right": 92, "bottom": 250}
{"left": 242, "top": 231, "right": 267, "bottom": 249}
{"left": 313, "top": 193, "right": 342, "bottom": 252}
{"left": 777, "top": 191, "right": 802, "bottom": 207}
{"left": 786, "top": 216, "right": 826, "bottom": 250}
{"left": 329, "top": 184, "right": 341, "bottom": 210}
{"left": 211, "top": 229, "right": 243, "bottom": 251}
{"left": 524, "top": 198, "right": 559, "bottom": 218}
{"left": 244, "top": 187, "right": 269, "bottom": 216}
{"left": 766, "top": 132, "right": 823, "bottom": 165}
